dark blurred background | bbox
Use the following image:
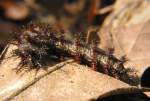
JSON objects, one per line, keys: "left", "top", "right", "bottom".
{"left": 0, "top": 0, "right": 116, "bottom": 52}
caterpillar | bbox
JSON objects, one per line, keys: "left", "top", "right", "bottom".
{"left": 11, "top": 22, "right": 138, "bottom": 85}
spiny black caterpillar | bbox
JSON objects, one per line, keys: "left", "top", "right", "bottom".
{"left": 12, "top": 22, "right": 138, "bottom": 85}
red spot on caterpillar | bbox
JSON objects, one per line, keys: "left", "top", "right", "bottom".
{"left": 60, "top": 55, "right": 64, "bottom": 62}
{"left": 91, "top": 51, "right": 97, "bottom": 71}
{"left": 112, "top": 69, "right": 119, "bottom": 79}
{"left": 103, "top": 63, "right": 110, "bottom": 74}
{"left": 74, "top": 34, "right": 81, "bottom": 64}
{"left": 74, "top": 53, "right": 81, "bottom": 64}
{"left": 59, "top": 27, "right": 65, "bottom": 62}
{"left": 90, "top": 41, "right": 98, "bottom": 71}
{"left": 91, "top": 60, "right": 97, "bottom": 71}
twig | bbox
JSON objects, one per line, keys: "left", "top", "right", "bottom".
{"left": 96, "top": 5, "right": 113, "bottom": 15}
{"left": 1, "top": 59, "right": 74, "bottom": 100}
{"left": 0, "top": 44, "right": 9, "bottom": 61}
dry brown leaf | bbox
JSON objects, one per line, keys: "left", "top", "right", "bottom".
{"left": 99, "top": 21, "right": 150, "bottom": 78}
{"left": 0, "top": 45, "right": 149, "bottom": 101}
